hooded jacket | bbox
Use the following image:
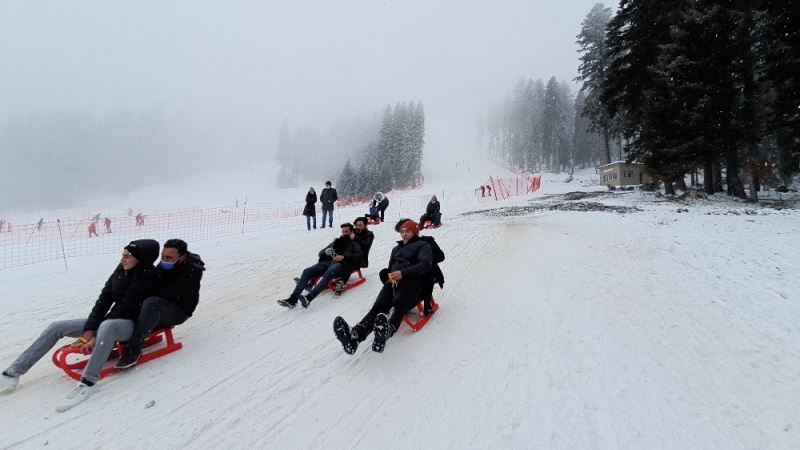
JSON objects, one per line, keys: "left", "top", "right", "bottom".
{"left": 151, "top": 252, "right": 206, "bottom": 316}
{"left": 84, "top": 239, "right": 160, "bottom": 331}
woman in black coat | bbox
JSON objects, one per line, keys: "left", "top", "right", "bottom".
{"left": 303, "top": 187, "right": 317, "bottom": 230}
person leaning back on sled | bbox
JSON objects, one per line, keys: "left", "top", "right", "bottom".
{"left": 0, "top": 240, "right": 159, "bottom": 412}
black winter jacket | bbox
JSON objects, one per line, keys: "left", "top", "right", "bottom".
{"left": 418, "top": 235, "right": 445, "bottom": 288}
{"left": 320, "top": 187, "right": 338, "bottom": 211}
{"left": 318, "top": 236, "right": 363, "bottom": 275}
{"left": 384, "top": 236, "right": 432, "bottom": 285}
{"left": 425, "top": 201, "right": 440, "bottom": 217}
{"left": 84, "top": 239, "right": 160, "bottom": 331}
{"left": 150, "top": 252, "right": 206, "bottom": 316}
{"left": 353, "top": 230, "right": 375, "bottom": 268}
{"left": 303, "top": 192, "right": 317, "bottom": 216}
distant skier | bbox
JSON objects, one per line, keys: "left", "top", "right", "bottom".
{"left": 88, "top": 223, "right": 99, "bottom": 238}
{"left": 104, "top": 217, "right": 112, "bottom": 233}
{"left": 135, "top": 213, "right": 145, "bottom": 227}
{"left": 0, "top": 239, "right": 159, "bottom": 411}
{"left": 333, "top": 219, "right": 432, "bottom": 354}
{"left": 37, "top": 218, "right": 44, "bottom": 231}
{"left": 319, "top": 181, "right": 338, "bottom": 228}
{"left": 92, "top": 213, "right": 101, "bottom": 224}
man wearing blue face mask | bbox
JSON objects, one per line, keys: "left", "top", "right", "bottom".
{"left": 115, "top": 239, "right": 205, "bottom": 369}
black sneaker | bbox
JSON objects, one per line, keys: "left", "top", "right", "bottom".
{"left": 115, "top": 346, "right": 142, "bottom": 369}
{"left": 372, "top": 313, "right": 395, "bottom": 353}
{"left": 333, "top": 316, "right": 358, "bottom": 355}
{"left": 298, "top": 294, "right": 311, "bottom": 308}
{"left": 334, "top": 280, "right": 345, "bottom": 296}
{"left": 277, "top": 297, "right": 298, "bottom": 308}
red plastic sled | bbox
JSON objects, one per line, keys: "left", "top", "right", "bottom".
{"left": 329, "top": 268, "right": 367, "bottom": 293}
{"left": 403, "top": 297, "right": 440, "bottom": 331}
{"left": 367, "top": 217, "right": 381, "bottom": 225}
{"left": 422, "top": 220, "right": 441, "bottom": 229}
{"left": 52, "top": 327, "right": 182, "bottom": 381}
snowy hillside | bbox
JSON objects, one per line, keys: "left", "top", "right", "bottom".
{"left": 1, "top": 168, "right": 799, "bottom": 449}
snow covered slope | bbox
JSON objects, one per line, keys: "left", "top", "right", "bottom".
{"left": 1, "top": 171, "right": 798, "bottom": 449}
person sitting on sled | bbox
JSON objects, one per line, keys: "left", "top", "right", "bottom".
{"left": 366, "top": 199, "right": 380, "bottom": 223}
{"left": 115, "top": 239, "right": 205, "bottom": 369}
{"left": 419, "top": 195, "right": 442, "bottom": 228}
{"left": 395, "top": 218, "right": 445, "bottom": 316}
{"left": 333, "top": 219, "right": 432, "bottom": 354}
{"left": 0, "top": 240, "right": 159, "bottom": 412}
{"left": 277, "top": 223, "right": 363, "bottom": 309}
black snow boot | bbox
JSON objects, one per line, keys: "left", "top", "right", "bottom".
{"left": 115, "top": 338, "right": 144, "bottom": 369}
{"left": 333, "top": 316, "right": 359, "bottom": 355}
{"left": 371, "top": 313, "right": 395, "bottom": 353}
{"left": 277, "top": 295, "right": 298, "bottom": 309}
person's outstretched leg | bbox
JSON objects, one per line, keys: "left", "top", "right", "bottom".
{"left": 5, "top": 319, "right": 85, "bottom": 378}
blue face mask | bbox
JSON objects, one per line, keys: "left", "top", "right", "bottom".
{"left": 159, "top": 261, "right": 176, "bottom": 270}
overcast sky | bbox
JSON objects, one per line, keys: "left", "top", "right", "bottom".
{"left": 0, "top": 0, "right": 609, "bottom": 209}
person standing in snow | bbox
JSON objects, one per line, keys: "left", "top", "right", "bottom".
{"left": 116, "top": 239, "right": 205, "bottom": 369}
{"left": 333, "top": 219, "right": 432, "bottom": 354}
{"left": 104, "top": 217, "right": 112, "bottom": 233}
{"left": 0, "top": 240, "right": 160, "bottom": 411}
{"left": 88, "top": 222, "right": 99, "bottom": 238}
{"left": 319, "top": 181, "right": 338, "bottom": 228}
{"left": 303, "top": 187, "right": 318, "bottom": 231}
{"left": 373, "top": 192, "right": 389, "bottom": 222}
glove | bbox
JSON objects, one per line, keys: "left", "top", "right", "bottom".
{"left": 324, "top": 247, "right": 335, "bottom": 257}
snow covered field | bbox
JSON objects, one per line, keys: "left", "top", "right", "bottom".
{"left": 1, "top": 167, "right": 799, "bottom": 449}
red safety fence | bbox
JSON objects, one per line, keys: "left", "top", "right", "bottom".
{"left": 0, "top": 176, "right": 541, "bottom": 271}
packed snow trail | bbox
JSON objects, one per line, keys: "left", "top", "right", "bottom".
{"left": 1, "top": 191, "right": 798, "bottom": 449}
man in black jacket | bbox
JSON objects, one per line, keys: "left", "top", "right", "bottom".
{"left": 419, "top": 195, "right": 442, "bottom": 227}
{"left": 116, "top": 239, "right": 205, "bottom": 369}
{"left": 319, "top": 180, "right": 338, "bottom": 228}
{"left": 278, "top": 223, "right": 363, "bottom": 308}
{"left": 333, "top": 219, "right": 432, "bottom": 354}
{"left": 0, "top": 239, "right": 159, "bottom": 411}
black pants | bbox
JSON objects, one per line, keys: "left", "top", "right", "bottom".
{"left": 128, "top": 296, "right": 189, "bottom": 349}
{"left": 355, "top": 282, "right": 420, "bottom": 341}
{"left": 378, "top": 199, "right": 389, "bottom": 221}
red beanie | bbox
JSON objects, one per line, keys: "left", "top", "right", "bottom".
{"left": 401, "top": 220, "right": 420, "bottom": 236}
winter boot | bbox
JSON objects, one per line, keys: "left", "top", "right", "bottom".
{"left": 0, "top": 371, "right": 19, "bottom": 394}
{"left": 371, "top": 313, "right": 396, "bottom": 353}
{"left": 277, "top": 295, "right": 298, "bottom": 309}
{"left": 115, "top": 338, "right": 144, "bottom": 370}
{"left": 55, "top": 380, "right": 94, "bottom": 412}
{"left": 333, "top": 316, "right": 359, "bottom": 355}
{"left": 423, "top": 298, "right": 434, "bottom": 316}
{"left": 334, "top": 280, "right": 345, "bottom": 296}
{"left": 298, "top": 293, "right": 312, "bottom": 308}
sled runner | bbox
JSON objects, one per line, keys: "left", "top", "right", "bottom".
{"left": 52, "top": 327, "right": 182, "bottom": 381}
{"left": 402, "top": 297, "right": 439, "bottom": 331}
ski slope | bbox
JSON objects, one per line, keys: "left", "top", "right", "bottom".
{"left": 1, "top": 169, "right": 799, "bottom": 449}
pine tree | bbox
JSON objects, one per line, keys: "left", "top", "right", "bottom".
{"left": 576, "top": 2, "right": 614, "bottom": 164}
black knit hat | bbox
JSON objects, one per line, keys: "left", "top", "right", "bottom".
{"left": 124, "top": 239, "right": 160, "bottom": 266}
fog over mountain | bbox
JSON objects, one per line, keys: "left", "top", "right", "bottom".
{"left": 0, "top": 0, "right": 603, "bottom": 211}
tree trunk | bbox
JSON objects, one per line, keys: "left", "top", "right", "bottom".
{"left": 603, "top": 129, "right": 611, "bottom": 164}
{"left": 676, "top": 175, "right": 687, "bottom": 191}
{"left": 664, "top": 179, "right": 675, "bottom": 195}
{"left": 749, "top": 173, "right": 759, "bottom": 202}
{"left": 712, "top": 160, "right": 723, "bottom": 192}
{"left": 704, "top": 159, "right": 715, "bottom": 194}
{"left": 726, "top": 154, "right": 748, "bottom": 199}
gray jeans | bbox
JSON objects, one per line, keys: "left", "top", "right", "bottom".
{"left": 5, "top": 318, "right": 134, "bottom": 384}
